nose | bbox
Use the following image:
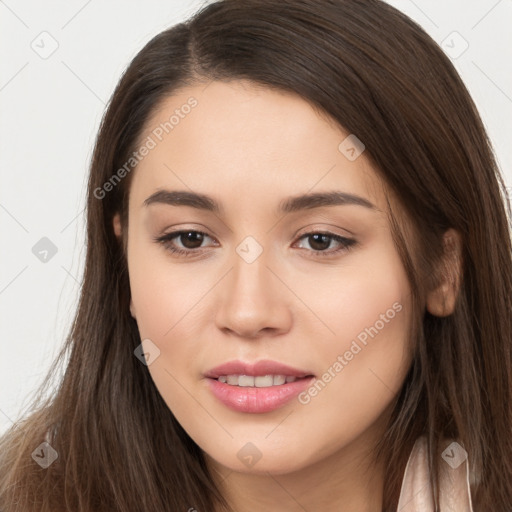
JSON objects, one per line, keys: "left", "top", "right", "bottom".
{"left": 214, "top": 249, "right": 293, "bottom": 339}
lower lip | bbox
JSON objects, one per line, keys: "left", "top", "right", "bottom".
{"left": 205, "top": 376, "right": 315, "bottom": 413}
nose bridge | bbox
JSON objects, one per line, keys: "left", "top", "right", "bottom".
{"left": 214, "top": 235, "right": 291, "bottom": 337}
{"left": 229, "top": 236, "right": 274, "bottom": 303}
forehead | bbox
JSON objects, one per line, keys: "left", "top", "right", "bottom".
{"left": 128, "top": 79, "right": 387, "bottom": 213}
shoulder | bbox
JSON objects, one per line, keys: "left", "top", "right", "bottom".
{"left": 397, "top": 436, "right": 474, "bottom": 511}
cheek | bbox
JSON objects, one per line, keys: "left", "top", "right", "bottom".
{"left": 287, "top": 235, "right": 411, "bottom": 349}
{"left": 128, "top": 282, "right": 201, "bottom": 434}
{"left": 128, "top": 237, "right": 208, "bottom": 341}
{"left": 292, "top": 304, "right": 411, "bottom": 466}
{"left": 290, "top": 247, "right": 412, "bottom": 455}
{"left": 127, "top": 244, "right": 215, "bottom": 413}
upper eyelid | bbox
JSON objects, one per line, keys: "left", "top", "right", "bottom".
{"left": 162, "top": 229, "right": 353, "bottom": 247}
{"left": 160, "top": 221, "right": 353, "bottom": 238}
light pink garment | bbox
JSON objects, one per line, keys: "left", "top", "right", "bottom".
{"left": 397, "top": 436, "right": 474, "bottom": 511}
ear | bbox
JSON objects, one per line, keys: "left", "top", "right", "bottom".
{"left": 426, "top": 228, "right": 462, "bottom": 317}
{"left": 113, "top": 212, "right": 122, "bottom": 238}
{"left": 112, "top": 213, "right": 136, "bottom": 319}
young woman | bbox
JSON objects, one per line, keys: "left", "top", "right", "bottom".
{"left": 1, "top": 0, "right": 511, "bottom": 510}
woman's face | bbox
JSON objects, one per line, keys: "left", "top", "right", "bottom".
{"left": 123, "top": 79, "right": 413, "bottom": 475}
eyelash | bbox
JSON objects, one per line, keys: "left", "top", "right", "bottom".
{"left": 153, "top": 229, "right": 357, "bottom": 259}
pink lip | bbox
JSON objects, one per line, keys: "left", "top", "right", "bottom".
{"left": 204, "top": 359, "right": 314, "bottom": 379}
{"left": 204, "top": 359, "right": 315, "bottom": 414}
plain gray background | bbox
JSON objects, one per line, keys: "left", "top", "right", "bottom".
{"left": 1, "top": 0, "right": 511, "bottom": 435}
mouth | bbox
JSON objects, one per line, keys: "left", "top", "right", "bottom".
{"left": 204, "top": 359, "right": 314, "bottom": 380}
{"left": 215, "top": 374, "right": 304, "bottom": 386}
{"left": 204, "top": 360, "right": 315, "bottom": 413}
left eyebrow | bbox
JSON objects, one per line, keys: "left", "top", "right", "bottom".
{"left": 278, "top": 191, "right": 376, "bottom": 213}
{"left": 142, "top": 189, "right": 376, "bottom": 213}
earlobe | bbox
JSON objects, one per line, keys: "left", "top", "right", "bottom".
{"left": 425, "top": 229, "right": 462, "bottom": 317}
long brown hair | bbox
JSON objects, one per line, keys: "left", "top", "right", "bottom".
{"left": 1, "top": 0, "right": 511, "bottom": 510}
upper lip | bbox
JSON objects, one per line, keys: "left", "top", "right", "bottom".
{"left": 204, "top": 359, "right": 315, "bottom": 379}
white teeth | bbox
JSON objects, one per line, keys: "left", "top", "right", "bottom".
{"left": 238, "top": 375, "right": 254, "bottom": 387}
{"left": 227, "top": 375, "right": 238, "bottom": 385}
{"left": 217, "top": 374, "right": 297, "bottom": 387}
{"left": 255, "top": 375, "right": 274, "bottom": 387}
{"left": 273, "top": 375, "right": 286, "bottom": 385}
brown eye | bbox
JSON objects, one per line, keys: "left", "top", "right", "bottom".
{"left": 295, "top": 231, "right": 357, "bottom": 257}
{"left": 154, "top": 229, "right": 216, "bottom": 257}
{"left": 306, "top": 233, "right": 331, "bottom": 251}
{"left": 178, "top": 231, "right": 205, "bottom": 249}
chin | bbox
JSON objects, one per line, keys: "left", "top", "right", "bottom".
{"left": 203, "top": 442, "right": 315, "bottom": 476}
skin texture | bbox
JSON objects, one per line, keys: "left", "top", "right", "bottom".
{"left": 113, "top": 80, "right": 459, "bottom": 512}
